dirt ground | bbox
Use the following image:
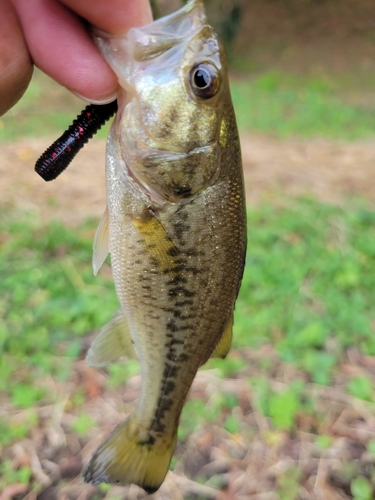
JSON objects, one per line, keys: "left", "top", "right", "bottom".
{"left": 2, "top": 134, "right": 375, "bottom": 225}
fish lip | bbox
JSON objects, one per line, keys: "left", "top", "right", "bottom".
{"left": 93, "top": 0, "right": 205, "bottom": 37}
{"left": 92, "top": 0, "right": 206, "bottom": 60}
{"left": 129, "top": 0, "right": 206, "bottom": 42}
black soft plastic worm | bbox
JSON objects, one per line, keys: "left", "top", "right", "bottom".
{"left": 35, "top": 100, "right": 118, "bottom": 181}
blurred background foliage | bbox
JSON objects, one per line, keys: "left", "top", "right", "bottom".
{"left": 1, "top": 0, "right": 375, "bottom": 498}
{"left": 2, "top": 0, "right": 375, "bottom": 142}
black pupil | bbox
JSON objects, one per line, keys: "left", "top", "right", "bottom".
{"left": 194, "top": 68, "right": 210, "bottom": 88}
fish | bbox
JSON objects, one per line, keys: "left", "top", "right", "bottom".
{"left": 83, "top": 0, "right": 247, "bottom": 494}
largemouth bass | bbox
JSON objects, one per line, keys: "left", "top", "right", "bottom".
{"left": 83, "top": 0, "right": 247, "bottom": 493}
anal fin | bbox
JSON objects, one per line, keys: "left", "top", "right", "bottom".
{"left": 86, "top": 309, "right": 137, "bottom": 367}
{"left": 211, "top": 314, "right": 233, "bottom": 359}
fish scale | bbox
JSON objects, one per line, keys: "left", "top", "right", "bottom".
{"left": 84, "top": 0, "right": 246, "bottom": 493}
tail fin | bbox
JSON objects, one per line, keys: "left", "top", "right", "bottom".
{"left": 83, "top": 414, "right": 177, "bottom": 494}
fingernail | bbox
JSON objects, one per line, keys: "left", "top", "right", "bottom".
{"left": 72, "top": 90, "right": 118, "bottom": 105}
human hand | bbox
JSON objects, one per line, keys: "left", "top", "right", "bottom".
{"left": 1, "top": 0, "right": 152, "bottom": 116}
{"left": 0, "top": 0, "right": 33, "bottom": 116}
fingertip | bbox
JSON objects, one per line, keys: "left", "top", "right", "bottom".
{"left": 71, "top": 90, "right": 118, "bottom": 105}
{"left": 60, "top": 0, "right": 153, "bottom": 35}
{"left": 0, "top": 0, "right": 33, "bottom": 116}
{"left": 12, "top": 0, "right": 118, "bottom": 103}
{"left": 0, "top": 59, "right": 33, "bottom": 116}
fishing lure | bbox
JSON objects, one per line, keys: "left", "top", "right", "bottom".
{"left": 35, "top": 100, "right": 118, "bottom": 181}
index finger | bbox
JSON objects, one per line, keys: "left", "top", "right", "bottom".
{"left": 60, "top": 0, "right": 152, "bottom": 35}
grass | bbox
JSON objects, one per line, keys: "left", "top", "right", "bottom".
{"left": 0, "top": 211, "right": 118, "bottom": 395}
{"left": 1, "top": 69, "right": 375, "bottom": 143}
{"left": 234, "top": 198, "right": 375, "bottom": 383}
{"left": 2, "top": 197, "right": 375, "bottom": 413}
{"left": 2, "top": 200, "right": 375, "bottom": 495}
{"left": 231, "top": 71, "right": 375, "bottom": 139}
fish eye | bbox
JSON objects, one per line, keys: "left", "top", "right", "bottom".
{"left": 189, "top": 62, "right": 220, "bottom": 99}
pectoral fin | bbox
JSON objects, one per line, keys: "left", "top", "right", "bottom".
{"left": 131, "top": 209, "right": 179, "bottom": 272}
{"left": 93, "top": 207, "right": 109, "bottom": 276}
{"left": 86, "top": 309, "right": 137, "bottom": 367}
{"left": 211, "top": 315, "right": 233, "bottom": 359}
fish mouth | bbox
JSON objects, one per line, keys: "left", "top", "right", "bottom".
{"left": 128, "top": 0, "right": 207, "bottom": 61}
{"left": 92, "top": 0, "right": 207, "bottom": 71}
